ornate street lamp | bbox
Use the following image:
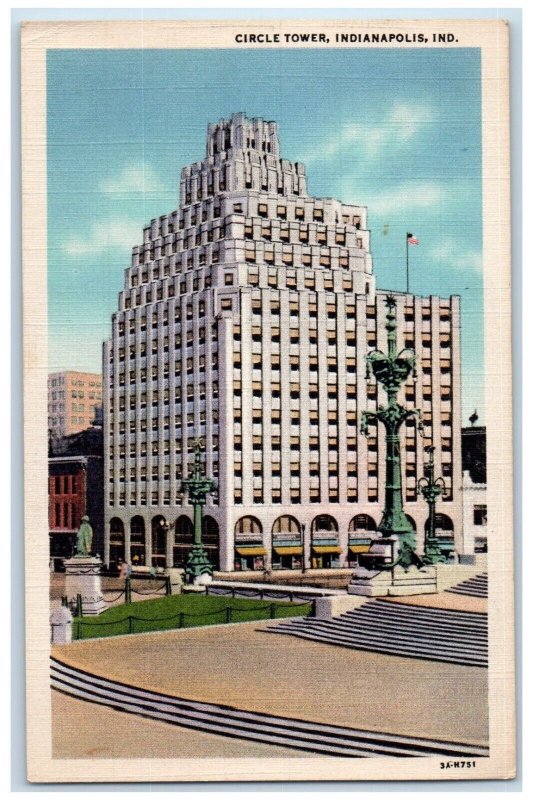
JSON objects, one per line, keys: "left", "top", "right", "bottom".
{"left": 361, "top": 295, "right": 423, "bottom": 569}
{"left": 417, "top": 446, "right": 447, "bottom": 564}
{"left": 182, "top": 438, "right": 216, "bottom": 584}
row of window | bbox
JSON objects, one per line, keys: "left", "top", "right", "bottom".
{"left": 109, "top": 439, "right": 219, "bottom": 456}
{"left": 115, "top": 410, "right": 219, "bottom": 431}
{"left": 233, "top": 488, "right": 453, "bottom": 505}
{"left": 111, "top": 468, "right": 220, "bottom": 482}
{"left": 243, "top": 219, "right": 363, "bottom": 247}
{"left": 50, "top": 502, "right": 78, "bottom": 530}
{"left": 109, "top": 492, "right": 219, "bottom": 507}
{"left": 50, "top": 475, "right": 78, "bottom": 495}
{"left": 124, "top": 270, "right": 213, "bottom": 309}
{"left": 138, "top": 231, "right": 224, "bottom": 266}
{"left": 110, "top": 381, "right": 218, "bottom": 407}
{"left": 116, "top": 300, "right": 211, "bottom": 334}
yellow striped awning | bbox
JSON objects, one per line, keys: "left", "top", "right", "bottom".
{"left": 312, "top": 545, "right": 341, "bottom": 554}
{"left": 235, "top": 546, "right": 266, "bottom": 556}
{"left": 349, "top": 544, "right": 372, "bottom": 554}
{"left": 273, "top": 546, "right": 303, "bottom": 555}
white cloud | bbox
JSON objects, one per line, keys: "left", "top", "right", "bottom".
{"left": 99, "top": 163, "right": 163, "bottom": 194}
{"left": 387, "top": 103, "right": 435, "bottom": 141}
{"left": 336, "top": 177, "right": 479, "bottom": 220}
{"left": 364, "top": 182, "right": 445, "bottom": 215}
{"left": 428, "top": 238, "right": 483, "bottom": 273}
{"left": 63, "top": 218, "right": 143, "bottom": 256}
{"left": 304, "top": 102, "right": 435, "bottom": 164}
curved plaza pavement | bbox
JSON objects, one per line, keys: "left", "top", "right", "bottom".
{"left": 52, "top": 612, "right": 488, "bottom": 759}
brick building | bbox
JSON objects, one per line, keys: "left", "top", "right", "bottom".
{"left": 48, "top": 424, "right": 104, "bottom": 569}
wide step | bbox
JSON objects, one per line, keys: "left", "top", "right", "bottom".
{"left": 51, "top": 657, "right": 488, "bottom": 759}
{"left": 446, "top": 572, "right": 488, "bottom": 598}
{"left": 266, "top": 599, "right": 488, "bottom": 667}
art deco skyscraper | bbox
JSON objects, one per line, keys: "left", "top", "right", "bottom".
{"left": 103, "top": 113, "right": 462, "bottom": 572}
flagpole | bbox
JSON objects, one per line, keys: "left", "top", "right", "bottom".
{"left": 406, "top": 232, "right": 409, "bottom": 294}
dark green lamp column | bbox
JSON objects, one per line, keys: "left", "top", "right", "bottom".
{"left": 417, "top": 445, "right": 447, "bottom": 564}
{"left": 361, "top": 295, "right": 422, "bottom": 566}
{"left": 182, "top": 439, "right": 215, "bottom": 584}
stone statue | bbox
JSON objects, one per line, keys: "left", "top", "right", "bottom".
{"left": 75, "top": 516, "right": 93, "bottom": 557}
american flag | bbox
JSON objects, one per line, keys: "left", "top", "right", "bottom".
{"left": 407, "top": 232, "right": 420, "bottom": 245}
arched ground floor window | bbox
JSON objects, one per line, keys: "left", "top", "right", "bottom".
{"left": 234, "top": 516, "right": 265, "bottom": 571}
{"left": 173, "top": 515, "right": 193, "bottom": 568}
{"left": 202, "top": 515, "right": 220, "bottom": 571}
{"left": 347, "top": 514, "right": 376, "bottom": 566}
{"left": 130, "top": 515, "right": 145, "bottom": 567}
{"left": 311, "top": 515, "right": 340, "bottom": 569}
{"left": 151, "top": 515, "right": 168, "bottom": 569}
{"left": 271, "top": 515, "right": 302, "bottom": 570}
{"left": 109, "top": 517, "right": 125, "bottom": 568}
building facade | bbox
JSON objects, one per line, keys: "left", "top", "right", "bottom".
{"left": 48, "top": 371, "right": 103, "bottom": 440}
{"left": 49, "top": 456, "right": 104, "bottom": 569}
{"left": 49, "top": 421, "right": 104, "bottom": 569}
{"left": 461, "top": 426, "right": 487, "bottom": 554}
{"left": 103, "top": 113, "right": 463, "bottom": 572}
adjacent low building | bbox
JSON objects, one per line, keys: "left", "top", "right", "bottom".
{"left": 461, "top": 425, "right": 487, "bottom": 554}
{"left": 48, "top": 422, "right": 104, "bottom": 569}
{"left": 103, "top": 112, "right": 463, "bottom": 572}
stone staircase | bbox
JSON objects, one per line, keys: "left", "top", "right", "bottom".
{"left": 445, "top": 572, "right": 488, "bottom": 599}
{"left": 51, "top": 657, "right": 488, "bottom": 758}
{"left": 266, "top": 599, "right": 487, "bottom": 667}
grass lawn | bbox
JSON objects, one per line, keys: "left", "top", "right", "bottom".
{"left": 73, "top": 593, "right": 312, "bottom": 640}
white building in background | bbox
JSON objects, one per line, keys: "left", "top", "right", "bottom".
{"left": 103, "top": 112, "right": 463, "bottom": 573}
{"left": 462, "top": 471, "right": 488, "bottom": 555}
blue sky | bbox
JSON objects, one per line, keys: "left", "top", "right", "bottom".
{"left": 47, "top": 47, "right": 483, "bottom": 423}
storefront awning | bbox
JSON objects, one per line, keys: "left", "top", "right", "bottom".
{"left": 349, "top": 544, "right": 372, "bottom": 554}
{"left": 274, "top": 546, "right": 303, "bottom": 555}
{"left": 235, "top": 546, "right": 266, "bottom": 556}
{"left": 312, "top": 545, "right": 341, "bottom": 554}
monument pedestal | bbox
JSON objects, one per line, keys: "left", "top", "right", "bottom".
{"left": 64, "top": 556, "right": 107, "bottom": 616}
{"left": 347, "top": 536, "right": 437, "bottom": 597}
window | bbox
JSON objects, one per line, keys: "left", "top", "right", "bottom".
{"left": 473, "top": 505, "right": 487, "bottom": 526}
{"left": 225, "top": 272, "right": 234, "bottom": 286}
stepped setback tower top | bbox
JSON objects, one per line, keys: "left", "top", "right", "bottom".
{"left": 125, "top": 112, "right": 374, "bottom": 299}
{"left": 103, "top": 112, "right": 462, "bottom": 574}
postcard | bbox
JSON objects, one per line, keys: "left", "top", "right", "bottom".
{"left": 21, "top": 17, "right": 514, "bottom": 783}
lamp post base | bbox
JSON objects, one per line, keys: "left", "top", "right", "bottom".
{"left": 347, "top": 537, "right": 437, "bottom": 597}
{"left": 423, "top": 538, "right": 447, "bottom": 565}
{"left": 184, "top": 546, "right": 213, "bottom": 585}
{"left": 347, "top": 564, "right": 438, "bottom": 596}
